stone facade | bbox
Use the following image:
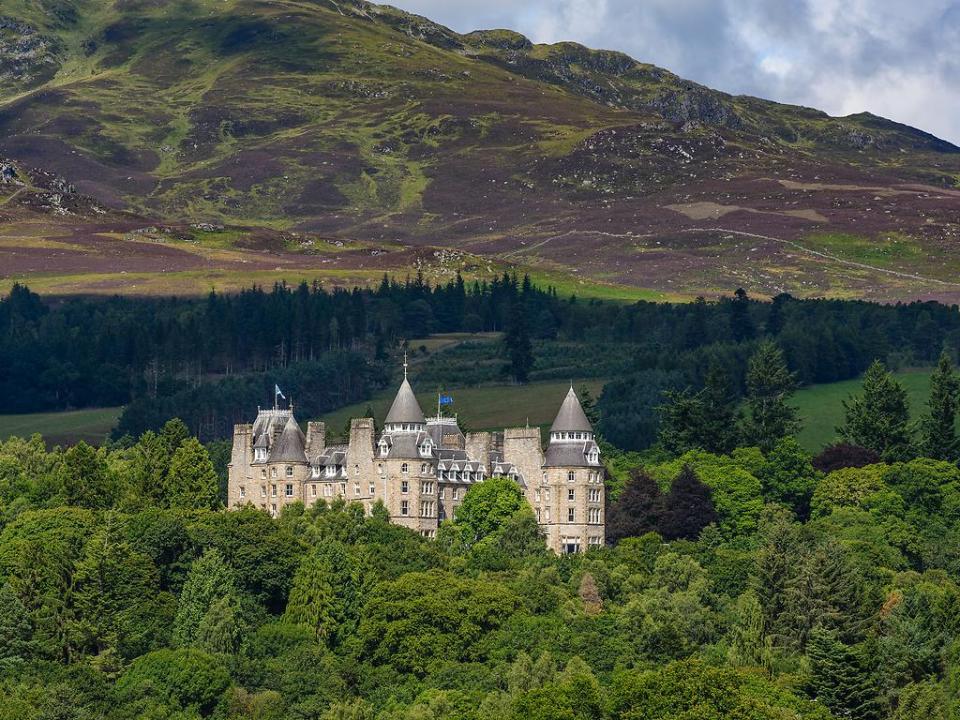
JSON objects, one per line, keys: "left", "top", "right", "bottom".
{"left": 227, "top": 376, "right": 605, "bottom": 553}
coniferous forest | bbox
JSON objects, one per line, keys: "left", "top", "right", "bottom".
{"left": 3, "top": 281, "right": 960, "bottom": 718}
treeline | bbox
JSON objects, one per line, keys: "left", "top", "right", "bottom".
{"left": 2, "top": 280, "right": 959, "bottom": 442}
{"left": 3, "top": 408, "right": 960, "bottom": 718}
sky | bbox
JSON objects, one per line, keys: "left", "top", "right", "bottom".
{"left": 386, "top": 0, "right": 960, "bottom": 146}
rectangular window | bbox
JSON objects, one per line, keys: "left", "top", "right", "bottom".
{"left": 535, "top": 489, "right": 541, "bottom": 502}
{"left": 286, "top": 466, "right": 293, "bottom": 477}
{"left": 271, "top": 484, "right": 277, "bottom": 497}
{"left": 260, "top": 485, "right": 267, "bottom": 498}
{"left": 369, "top": 482, "right": 376, "bottom": 495}
{"left": 568, "top": 489, "right": 575, "bottom": 501}
{"left": 401, "top": 500, "right": 409, "bottom": 516}
{"left": 589, "top": 507, "right": 601, "bottom": 524}
{"left": 421, "top": 481, "right": 434, "bottom": 495}
{"left": 401, "top": 480, "right": 409, "bottom": 494}
{"left": 239, "top": 486, "right": 246, "bottom": 498}
{"left": 568, "top": 508, "right": 575, "bottom": 522}
{"left": 354, "top": 482, "right": 361, "bottom": 496}
{"left": 339, "top": 483, "right": 346, "bottom": 496}
{"left": 545, "top": 507, "right": 551, "bottom": 521}
{"left": 545, "top": 489, "right": 551, "bottom": 502}
{"left": 270, "top": 503, "right": 277, "bottom": 515}
{"left": 588, "top": 536, "right": 602, "bottom": 548}
{"left": 589, "top": 488, "right": 601, "bottom": 502}
{"left": 452, "top": 488, "right": 460, "bottom": 500}
{"left": 535, "top": 507, "right": 542, "bottom": 522}
{"left": 311, "top": 485, "right": 317, "bottom": 497}
{"left": 285, "top": 484, "right": 293, "bottom": 497}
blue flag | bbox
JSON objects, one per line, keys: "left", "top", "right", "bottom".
{"left": 439, "top": 394, "right": 454, "bottom": 406}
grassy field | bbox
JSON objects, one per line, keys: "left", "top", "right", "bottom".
{"left": 793, "top": 368, "right": 934, "bottom": 452}
{"left": 0, "top": 407, "right": 122, "bottom": 447}
{"left": 319, "top": 379, "right": 606, "bottom": 441}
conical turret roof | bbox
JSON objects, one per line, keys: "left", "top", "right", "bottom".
{"left": 269, "top": 414, "right": 308, "bottom": 463}
{"left": 550, "top": 386, "right": 593, "bottom": 433}
{"left": 385, "top": 377, "right": 426, "bottom": 425}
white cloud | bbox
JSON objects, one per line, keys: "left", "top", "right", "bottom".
{"left": 385, "top": 0, "right": 960, "bottom": 145}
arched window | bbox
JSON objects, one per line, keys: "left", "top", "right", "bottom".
{"left": 285, "top": 466, "right": 293, "bottom": 477}
{"left": 567, "top": 470, "right": 575, "bottom": 483}
{"left": 401, "top": 462, "right": 409, "bottom": 474}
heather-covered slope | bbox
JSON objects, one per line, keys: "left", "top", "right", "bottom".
{"left": 1, "top": 0, "right": 959, "bottom": 299}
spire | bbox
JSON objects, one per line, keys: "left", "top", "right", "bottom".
{"left": 385, "top": 362, "right": 426, "bottom": 426}
{"left": 550, "top": 386, "right": 592, "bottom": 434}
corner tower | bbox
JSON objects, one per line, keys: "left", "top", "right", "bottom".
{"left": 377, "top": 362, "right": 439, "bottom": 536}
{"left": 540, "top": 386, "right": 605, "bottom": 553}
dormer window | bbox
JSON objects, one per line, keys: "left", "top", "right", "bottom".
{"left": 254, "top": 448, "right": 267, "bottom": 462}
{"left": 311, "top": 467, "right": 320, "bottom": 478}
{"left": 325, "top": 465, "right": 336, "bottom": 477}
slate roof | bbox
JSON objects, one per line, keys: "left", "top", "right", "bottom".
{"left": 550, "top": 386, "right": 593, "bottom": 433}
{"left": 544, "top": 440, "right": 599, "bottom": 468}
{"left": 270, "top": 415, "right": 308, "bottom": 463}
{"left": 385, "top": 377, "right": 426, "bottom": 425}
{"left": 381, "top": 430, "right": 434, "bottom": 460}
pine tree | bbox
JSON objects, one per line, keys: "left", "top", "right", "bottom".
{"left": 807, "top": 628, "right": 882, "bottom": 720}
{"left": 165, "top": 438, "right": 221, "bottom": 510}
{"left": 658, "top": 366, "right": 740, "bottom": 455}
{"left": 729, "top": 287, "right": 755, "bottom": 342}
{"left": 606, "top": 470, "right": 664, "bottom": 543}
{"left": 504, "top": 304, "right": 533, "bottom": 383}
{"left": 741, "top": 340, "right": 801, "bottom": 452}
{"left": 658, "top": 466, "right": 718, "bottom": 541}
{"left": 284, "top": 542, "right": 361, "bottom": 646}
{"left": 0, "top": 581, "right": 34, "bottom": 668}
{"left": 726, "top": 590, "right": 767, "bottom": 669}
{"left": 838, "top": 360, "right": 912, "bottom": 461}
{"left": 58, "top": 441, "right": 114, "bottom": 509}
{"left": 173, "top": 549, "right": 238, "bottom": 647}
{"left": 284, "top": 554, "right": 337, "bottom": 644}
{"left": 919, "top": 351, "right": 960, "bottom": 461}
{"left": 160, "top": 418, "right": 191, "bottom": 455}
{"left": 196, "top": 593, "right": 243, "bottom": 655}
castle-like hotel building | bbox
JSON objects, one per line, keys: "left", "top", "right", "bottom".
{"left": 227, "top": 372, "right": 605, "bottom": 553}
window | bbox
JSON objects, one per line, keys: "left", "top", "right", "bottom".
{"left": 568, "top": 488, "right": 575, "bottom": 501}
{"left": 589, "top": 507, "right": 601, "bottom": 524}
{"left": 589, "top": 450, "right": 599, "bottom": 463}
{"left": 239, "top": 486, "right": 246, "bottom": 498}
{"left": 255, "top": 448, "right": 267, "bottom": 461}
{"left": 311, "top": 467, "right": 320, "bottom": 478}
{"left": 452, "top": 487, "right": 460, "bottom": 500}
{"left": 401, "top": 500, "right": 409, "bottom": 516}
{"left": 534, "top": 489, "right": 541, "bottom": 502}
{"left": 545, "top": 507, "right": 551, "bottom": 521}
{"left": 285, "top": 484, "right": 293, "bottom": 497}
{"left": 401, "top": 480, "right": 409, "bottom": 494}
{"left": 260, "top": 485, "right": 267, "bottom": 498}
{"left": 369, "top": 482, "right": 376, "bottom": 495}
{"left": 271, "top": 467, "right": 277, "bottom": 478}
{"left": 588, "top": 536, "right": 602, "bottom": 548}
{"left": 339, "top": 483, "right": 346, "bottom": 496}
{"left": 311, "top": 485, "right": 317, "bottom": 497}
{"left": 568, "top": 507, "right": 575, "bottom": 522}
{"left": 354, "top": 464, "right": 360, "bottom": 476}
{"left": 271, "top": 484, "right": 277, "bottom": 497}
{"left": 270, "top": 503, "right": 277, "bottom": 515}
{"left": 420, "top": 463, "right": 428, "bottom": 474}
{"left": 589, "top": 488, "right": 601, "bottom": 503}
{"left": 324, "top": 484, "right": 333, "bottom": 497}
{"left": 286, "top": 466, "right": 293, "bottom": 477}
{"left": 421, "top": 481, "right": 434, "bottom": 495}
{"left": 420, "top": 501, "right": 435, "bottom": 517}
{"left": 354, "top": 482, "right": 361, "bottom": 496}
{"left": 567, "top": 471, "right": 575, "bottom": 483}
{"left": 562, "top": 537, "right": 581, "bottom": 555}
{"left": 325, "top": 465, "right": 336, "bottom": 477}
{"left": 545, "top": 489, "right": 551, "bottom": 502}
{"left": 535, "top": 507, "right": 542, "bottom": 522}
{"left": 261, "top": 469, "right": 267, "bottom": 479}
{"left": 401, "top": 463, "right": 409, "bottom": 474}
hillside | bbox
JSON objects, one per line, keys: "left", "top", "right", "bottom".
{"left": 1, "top": 0, "right": 959, "bottom": 299}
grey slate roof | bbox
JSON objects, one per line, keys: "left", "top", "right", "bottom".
{"left": 385, "top": 378, "right": 426, "bottom": 425}
{"left": 544, "top": 440, "right": 599, "bottom": 468}
{"left": 269, "top": 415, "right": 308, "bottom": 463}
{"left": 550, "top": 387, "right": 593, "bottom": 433}
{"left": 382, "top": 430, "right": 434, "bottom": 460}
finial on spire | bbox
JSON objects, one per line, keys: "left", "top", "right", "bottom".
{"left": 403, "top": 350, "right": 408, "bottom": 379}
